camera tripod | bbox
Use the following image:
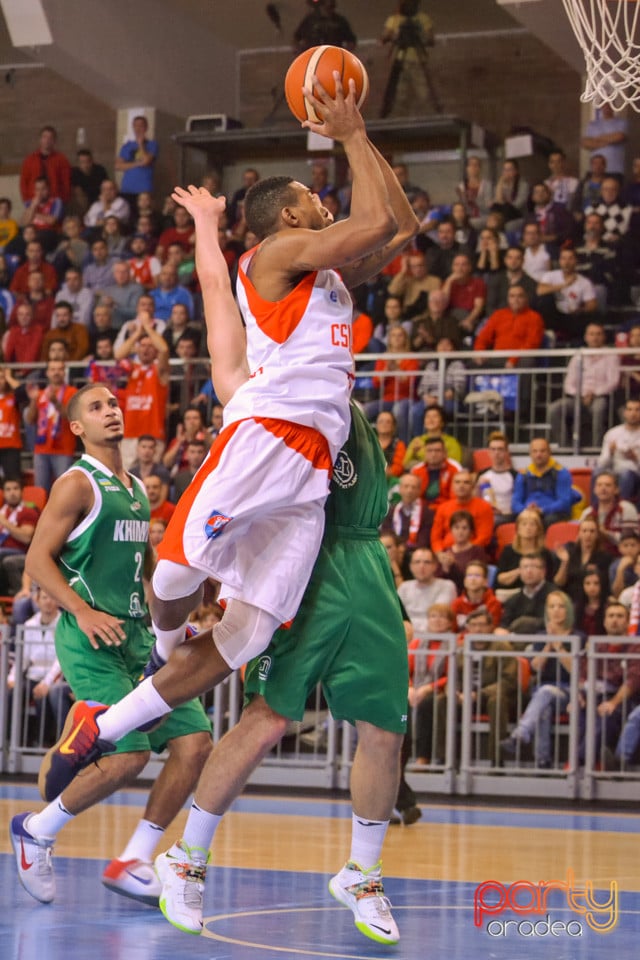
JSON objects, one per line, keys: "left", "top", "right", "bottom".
{"left": 380, "top": 24, "right": 442, "bottom": 117}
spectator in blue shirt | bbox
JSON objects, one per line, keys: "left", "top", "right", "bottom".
{"left": 150, "top": 264, "right": 194, "bottom": 321}
{"left": 512, "top": 437, "right": 577, "bottom": 527}
{"left": 115, "top": 115, "right": 158, "bottom": 207}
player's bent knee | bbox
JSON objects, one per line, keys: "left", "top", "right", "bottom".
{"left": 212, "top": 600, "right": 281, "bottom": 671}
{"left": 243, "top": 696, "right": 289, "bottom": 746}
{"left": 168, "top": 731, "right": 212, "bottom": 765}
{"left": 152, "top": 559, "right": 206, "bottom": 602}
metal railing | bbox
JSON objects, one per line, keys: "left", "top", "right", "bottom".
{"left": 353, "top": 345, "right": 640, "bottom": 454}
{"left": 5, "top": 629, "right": 640, "bottom": 802}
{"left": 6, "top": 344, "right": 639, "bottom": 467}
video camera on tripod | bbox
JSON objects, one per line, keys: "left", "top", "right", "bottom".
{"left": 380, "top": 0, "right": 441, "bottom": 116}
{"left": 393, "top": 0, "right": 434, "bottom": 52}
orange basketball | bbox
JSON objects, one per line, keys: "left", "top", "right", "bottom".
{"left": 284, "top": 45, "right": 369, "bottom": 124}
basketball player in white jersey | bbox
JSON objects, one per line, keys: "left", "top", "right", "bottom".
{"left": 39, "top": 76, "right": 419, "bottom": 804}
{"left": 144, "top": 76, "right": 413, "bottom": 684}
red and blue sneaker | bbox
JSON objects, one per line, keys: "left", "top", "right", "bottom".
{"left": 102, "top": 857, "right": 162, "bottom": 907}
{"left": 38, "top": 700, "right": 114, "bottom": 802}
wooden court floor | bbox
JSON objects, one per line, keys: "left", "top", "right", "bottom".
{"left": 2, "top": 780, "right": 640, "bottom": 960}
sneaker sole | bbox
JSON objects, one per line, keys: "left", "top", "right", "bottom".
{"left": 102, "top": 876, "right": 160, "bottom": 908}
{"left": 328, "top": 878, "right": 399, "bottom": 945}
{"left": 159, "top": 896, "right": 203, "bottom": 935}
{"left": 38, "top": 701, "right": 84, "bottom": 801}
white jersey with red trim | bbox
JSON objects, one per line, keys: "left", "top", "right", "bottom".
{"left": 227, "top": 248, "right": 354, "bottom": 460}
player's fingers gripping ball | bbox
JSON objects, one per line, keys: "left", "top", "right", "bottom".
{"left": 285, "top": 44, "right": 369, "bottom": 123}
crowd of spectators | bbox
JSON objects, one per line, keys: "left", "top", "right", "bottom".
{"left": 384, "top": 419, "right": 640, "bottom": 772}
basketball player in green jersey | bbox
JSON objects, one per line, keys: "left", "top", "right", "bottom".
{"left": 10, "top": 382, "right": 212, "bottom": 907}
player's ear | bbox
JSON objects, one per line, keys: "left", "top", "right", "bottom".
{"left": 281, "top": 205, "right": 300, "bottom": 227}
{"left": 69, "top": 419, "right": 84, "bottom": 438}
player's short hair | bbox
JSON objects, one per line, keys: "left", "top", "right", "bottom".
{"left": 245, "top": 176, "right": 297, "bottom": 239}
{"left": 67, "top": 382, "right": 116, "bottom": 421}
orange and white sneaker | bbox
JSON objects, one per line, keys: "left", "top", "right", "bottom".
{"left": 38, "top": 700, "right": 114, "bottom": 802}
{"left": 102, "top": 857, "right": 162, "bottom": 906}
{"left": 10, "top": 812, "right": 55, "bottom": 903}
{"left": 329, "top": 860, "right": 399, "bottom": 944}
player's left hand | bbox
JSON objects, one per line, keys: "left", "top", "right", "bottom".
{"left": 77, "top": 608, "right": 126, "bottom": 650}
{"left": 171, "top": 185, "right": 226, "bottom": 221}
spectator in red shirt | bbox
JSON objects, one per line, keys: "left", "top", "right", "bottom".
{"left": 9, "top": 241, "right": 59, "bottom": 296}
{"left": 156, "top": 206, "right": 195, "bottom": 263}
{"left": 143, "top": 473, "right": 175, "bottom": 523}
{"left": 436, "top": 511, "right": 490, "bottom": 585}
{"left": 410, "top": 436, "right": 460, "bottom": 505}
{"left": 442, "top": 253, "right": 486, "bottom": 336}
{"left": 24, "top": 360, "right": 77, "bottom": 493}
{"left": 0, "top": 477, "right": 40, "bottom": 595}
{"left": 115, "top": 315, "right": 170, "bottom": 468}
{"left": 451, "top": 560, "right": 502, "bottom": 630}
{"left": 3, "top": 302, "right": 45, "bottom": 374}
{"left": 0, "top": 367, "right": 23, "bottom": 481}
{"left": 20, "top": 126, "right": 71, "bottom": 204}
{"left": 431, "top": 470, "right": 495, "bottom": 553}
{"left": 364, "top": 324, "right": 420, "bottom": 442}
{"left": 9, "top": 271, "right": 55, "bottom": 331}
{"left": 473, "top": 285, "right": 545, "bottom": 367}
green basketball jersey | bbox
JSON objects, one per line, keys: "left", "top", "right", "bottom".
{"left": 58, "top": 454, "right": 150, "bottom": 619}
{"left": 324, "top": 401, "right": 388, "bottom": 532}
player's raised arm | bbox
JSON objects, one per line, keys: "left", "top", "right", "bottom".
{"left": 171, "top": 186, "right": 249, "bottom": 407}
{"left": 340, "top": 140, "right": 420, "bottom": 289}
{"left": 254, "top": 76, "right": 396, "bottom": 282}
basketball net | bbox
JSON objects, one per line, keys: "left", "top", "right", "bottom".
{"left": 562, "top": 0, "right": 640, "bottom": 110}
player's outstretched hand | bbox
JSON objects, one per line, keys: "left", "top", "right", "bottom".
{"left": 171, "top": 185, "right": 226, "bottom": 221}
{"left": 77, "top": 608, "right": 126, "bottom": 651}
{"left": 301, "top": 72, "right": 365, "bottom": 142}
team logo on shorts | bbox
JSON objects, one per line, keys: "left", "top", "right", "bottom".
{"left": 129, "top": 593, "right": 145, "bottom": 618}
{"left": 258, "top": 655, "right": 272, "bottom": 681}
{"left": 332, "top": 450, "right": 357, "bottom": 489}
{"left": 204, "top": 511, "right": 232, "bottom": 539}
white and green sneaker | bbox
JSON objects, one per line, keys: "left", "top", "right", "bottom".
{"left": 329, "top": 860, "right": 399, "bottom": 944}
{"left": 155, "top": 840, "right": 210, "bottom": 935}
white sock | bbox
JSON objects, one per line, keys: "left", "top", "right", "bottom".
{"left": 97, "top": 678, "right": 171, "bottom": 742}
{"left": 349, "top": 813, "right": 389, "bottom": 872}
{"left": 118, "top": 818, "right": 165, "bottom": 862}
{"left": 181, "top": 801, "right": 222, "bottom": 854}
{"left": 153, "top": 623, "right": 188, "bottom": 661}
{"left": 28, "top": 799, "right": 74, "bottom": 839}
